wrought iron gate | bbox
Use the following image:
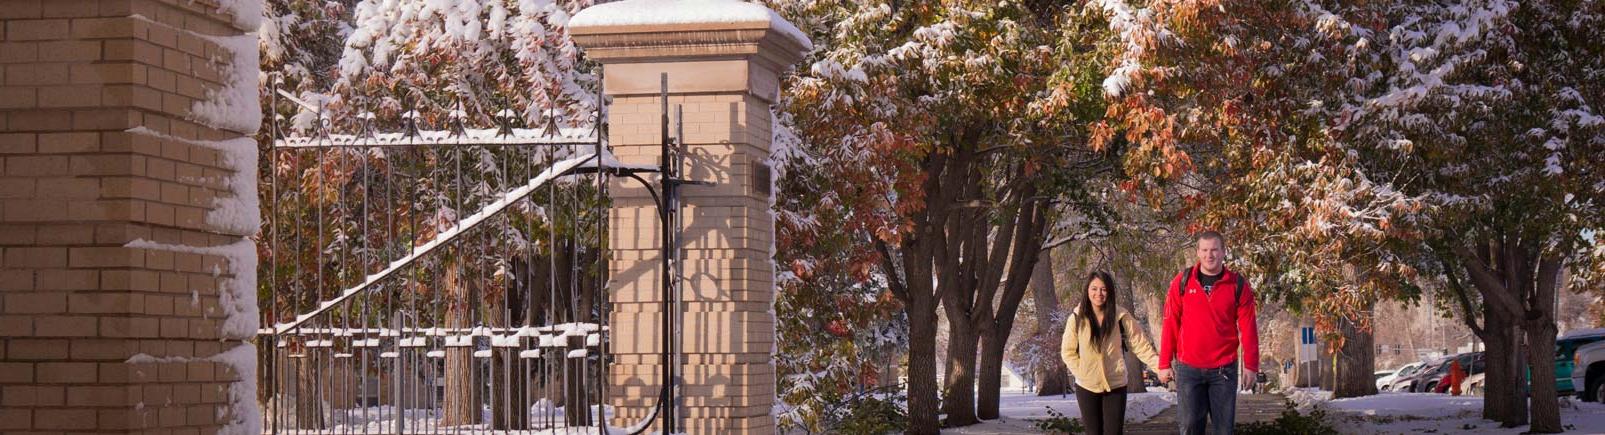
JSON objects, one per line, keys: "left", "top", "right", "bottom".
{"left": 258, "top": 76, "right": 690, "bottom": 434}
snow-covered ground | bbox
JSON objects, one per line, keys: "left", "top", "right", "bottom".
{"left": 1289, "top": 388, "right": 1605, "bottom": 434}
{"left": 264, "top": 401, "right": 638, "bottom": 434}
{"left": 948, "top": 390, "right": 1175, "bottom": 434}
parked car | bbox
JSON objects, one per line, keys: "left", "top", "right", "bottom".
{"left": 1431, "top": 353, "right": 1484, "bottom": 394}
{"left": 1462, "top": 372, "right": 1486, "bottom": 396}
{"left": 1573, "top": 340, "right": 1605, "bottom": 402}
{"left": 1378, "top": 362, "right": 1426, "bottom": 391}
{"left": 1555, "top": 328, "right": 1605, "bottom": 395}
{"left": 1389, "top": 357, "right": 1450, "bottom": 392}
{"left": 1407, "top": 353, "right": 1480, "bottom": 393}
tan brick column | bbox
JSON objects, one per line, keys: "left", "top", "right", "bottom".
{"left": 0, "top": 0, "right": 261, "bottom": 432}
{"left": 570, "top": 3, "right": 808, "bottom": 434}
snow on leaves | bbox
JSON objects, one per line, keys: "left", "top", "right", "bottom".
{"left": 266, "top": 0, "right": 597, "bottom": 129}
{"left": 1090, "top": 0, "right": 1603, "bottom": 329}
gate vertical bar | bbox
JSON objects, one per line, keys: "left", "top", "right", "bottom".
{"left": 672, "top": 103, "right": 686, "bottom": 434}
{"left": 395, "top": 316, "right": 405, "bottom": 434}
{"left": 268, "top": 78, "right": 281, "bottom": 435}
{"left": 595, "top": 74, "right": 609, "bottom": 434}
{"left": 657, "top": 73, "right": 676, "bottom": 434}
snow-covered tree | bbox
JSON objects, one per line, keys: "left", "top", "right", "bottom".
{"left": 771, "top": 110, "right": 911, "bottom": 432}
{"left": 1090, "top": 0, "right": 1604, "bottom": 430}
{"left": 769, "top": 0, "right": 1122, "bottom": 430}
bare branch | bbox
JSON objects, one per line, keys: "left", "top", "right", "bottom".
{"left": 876, "top": 238, "right": 909, "bottom": 304}
{"left": 1437, "top": 253, "right": 1486, "bottom": 337}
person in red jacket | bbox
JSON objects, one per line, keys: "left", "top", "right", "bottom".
{"left": 1157, "top": 231, "right": 1260, "bottom": 435}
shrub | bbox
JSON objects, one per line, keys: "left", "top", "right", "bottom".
{"left": 832, "top": 394, "right": 908, "bottom": 434}
{"left": 1030, "top": 406, "right": 1084, "bottom": 434}
{"left": 1236, "top": 402, "right": 1339, "bottom": 435}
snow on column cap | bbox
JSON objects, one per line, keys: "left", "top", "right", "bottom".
{"left": 569, "top": 0, "right": 813, "bottom": 52}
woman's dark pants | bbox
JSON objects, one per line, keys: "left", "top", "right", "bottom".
{"left": 1074, "top": 384, "right": 1128, "bottom": 435}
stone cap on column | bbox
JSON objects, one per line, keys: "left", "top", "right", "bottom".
{"left": 569, "top": 0, "right": 812, "bottom": 99}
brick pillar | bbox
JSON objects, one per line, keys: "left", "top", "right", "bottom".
{"left": 570, "top": 2, "right": 808, "bottom": 434}
{"left": 0, "top": 0, "right": 261, "bottom": 432}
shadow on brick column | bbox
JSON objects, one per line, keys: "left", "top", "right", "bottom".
{"left": 569, "top": 1, "right": 810, "bottom": 434}
{"left": 0, "top": 0, "right": 263, "bottom": 432}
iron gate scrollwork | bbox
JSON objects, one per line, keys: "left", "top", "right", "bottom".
{"left": 260, "top": 75, "right": 693, "bottom": 434}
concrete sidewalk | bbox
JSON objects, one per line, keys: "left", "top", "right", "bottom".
{"left": 1124, "top": 393, "right": 1286, "bottom": 434}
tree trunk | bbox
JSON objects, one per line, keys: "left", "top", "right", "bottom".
{"left": 977, "top": 327, "right": 1007, "bottom": 420}
{"left": 259, "top": 339, "right": 280, "bottom": 429}
{"left": 442, "top": 267, "right": 478, "bottom": 426}
{"left": 906, "top": 297, "right": 941, "bottom": 434}
{"left": 557, "top": 243, "right": 595, "bottom": 427}
{"left": 488, "top": 292, "right": 526, "bottom": 430}
{"left": 258, "top": 339, "right": 273, "bottom": 411}
{"left": 1451, "top": 238, "right": 1569, "bottom": 428}
{"left": 980, "top": 237, "right": 1040, "bottom": 423}
{"left": 1121, "top": 274, "right": 1148, "bottom": 393}
{"left": 491, "top": 350, "right": 529, "bottom": 429}
{"left": 1333, "top": 312, "right": 1377, "bottom": 398}
{"left": 1028, "top": 254, "right": 1069, "bottom": 396}
{"left": 563, "top": 339, "right": 593, "bottom": 426}
{"left": 293, "top": 353, "right": 325, "bottom": 429}
{"left": 1526, "top": 319, "right": 1561, "bottom": 432}
{"left": 941, "top": 316, "right": 980, "bottom": 427}
{"left": 1316, "top": 348, "right": 1335, "bottom": 390}
{"left": 442, "top": 336, "right": 477, "bottom": 425}
{"left": 1524, "top": 255, "right": 1566, "bottom": 433}
{"left": 1482, "top": 303, "right": 1525, "bottom": 426}
{"left": 968, "top": 189, "right": 1046, "bottom": 422}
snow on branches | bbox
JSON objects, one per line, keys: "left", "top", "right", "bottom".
{"left": 1088, "top": 0, "right": 1605, "bottom": 330}
{"left": 264, "top": 0, "right": 596, "bottom": 129}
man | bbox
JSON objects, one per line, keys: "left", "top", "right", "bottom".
{"left": 1157, "top": 231, "right": 1260, "bottom": 434}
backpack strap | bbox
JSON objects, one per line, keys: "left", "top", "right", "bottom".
{"left": 1173, "top": 267, "right": 1246, "bottom": 350}
{"left": 1118, "top": 312, "right": 1130, "bottom": 353}
{"left": 1183, "top": 266, "right": 1244, "bottom": 311}
{"left": 1234, "top": 271, "right": 1243, "bottom": 310}
{"left": 1180, "top": 267, "right": 1194, "bottom": 294}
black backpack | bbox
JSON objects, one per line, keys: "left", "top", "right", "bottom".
{"left": 1117, "top": 313, "right": 1129, "bottom": 353}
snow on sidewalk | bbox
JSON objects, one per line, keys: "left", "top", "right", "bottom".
{"left": 948, "top": 390, "right": 1175, "bottom": 434}
{"left": 1288, "top": 388, "right": 1605, "bottom": 434}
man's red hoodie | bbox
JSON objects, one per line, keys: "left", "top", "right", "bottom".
{"left": 1158, "top": 265, "right": 1260, "bottom": 372}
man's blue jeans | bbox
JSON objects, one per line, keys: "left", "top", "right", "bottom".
{"left": 1174, "top": 360, "right": 1237, "bottom": 435}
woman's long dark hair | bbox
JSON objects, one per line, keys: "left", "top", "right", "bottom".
{"left": 1079, "top": 271, "right": 1119, "bottom": 346}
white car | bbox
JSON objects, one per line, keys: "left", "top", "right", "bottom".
{"left": 1378, "top": 362, "right": 1426, "bottom": 391}
{"left": 1461, "top": 372, "right": 1485, "bottom": 396}
{"left": 1573, "top": 340, "right": 1605, "bottom": 402}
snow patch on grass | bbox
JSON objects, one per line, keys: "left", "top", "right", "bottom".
{"left": 1288, "top": 389, "right": 1605, "bottom": 434}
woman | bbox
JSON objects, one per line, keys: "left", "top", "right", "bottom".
{"left": 1060, "top": 271, "right": 1163, "bottom": 435}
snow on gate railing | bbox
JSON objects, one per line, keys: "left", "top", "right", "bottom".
{"left": 259, "top": 84, "right": 657, "bottom": 433}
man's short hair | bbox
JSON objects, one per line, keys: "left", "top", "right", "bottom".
{"left": 1196, "top": 230, "right": 1226, "bottom": 247}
